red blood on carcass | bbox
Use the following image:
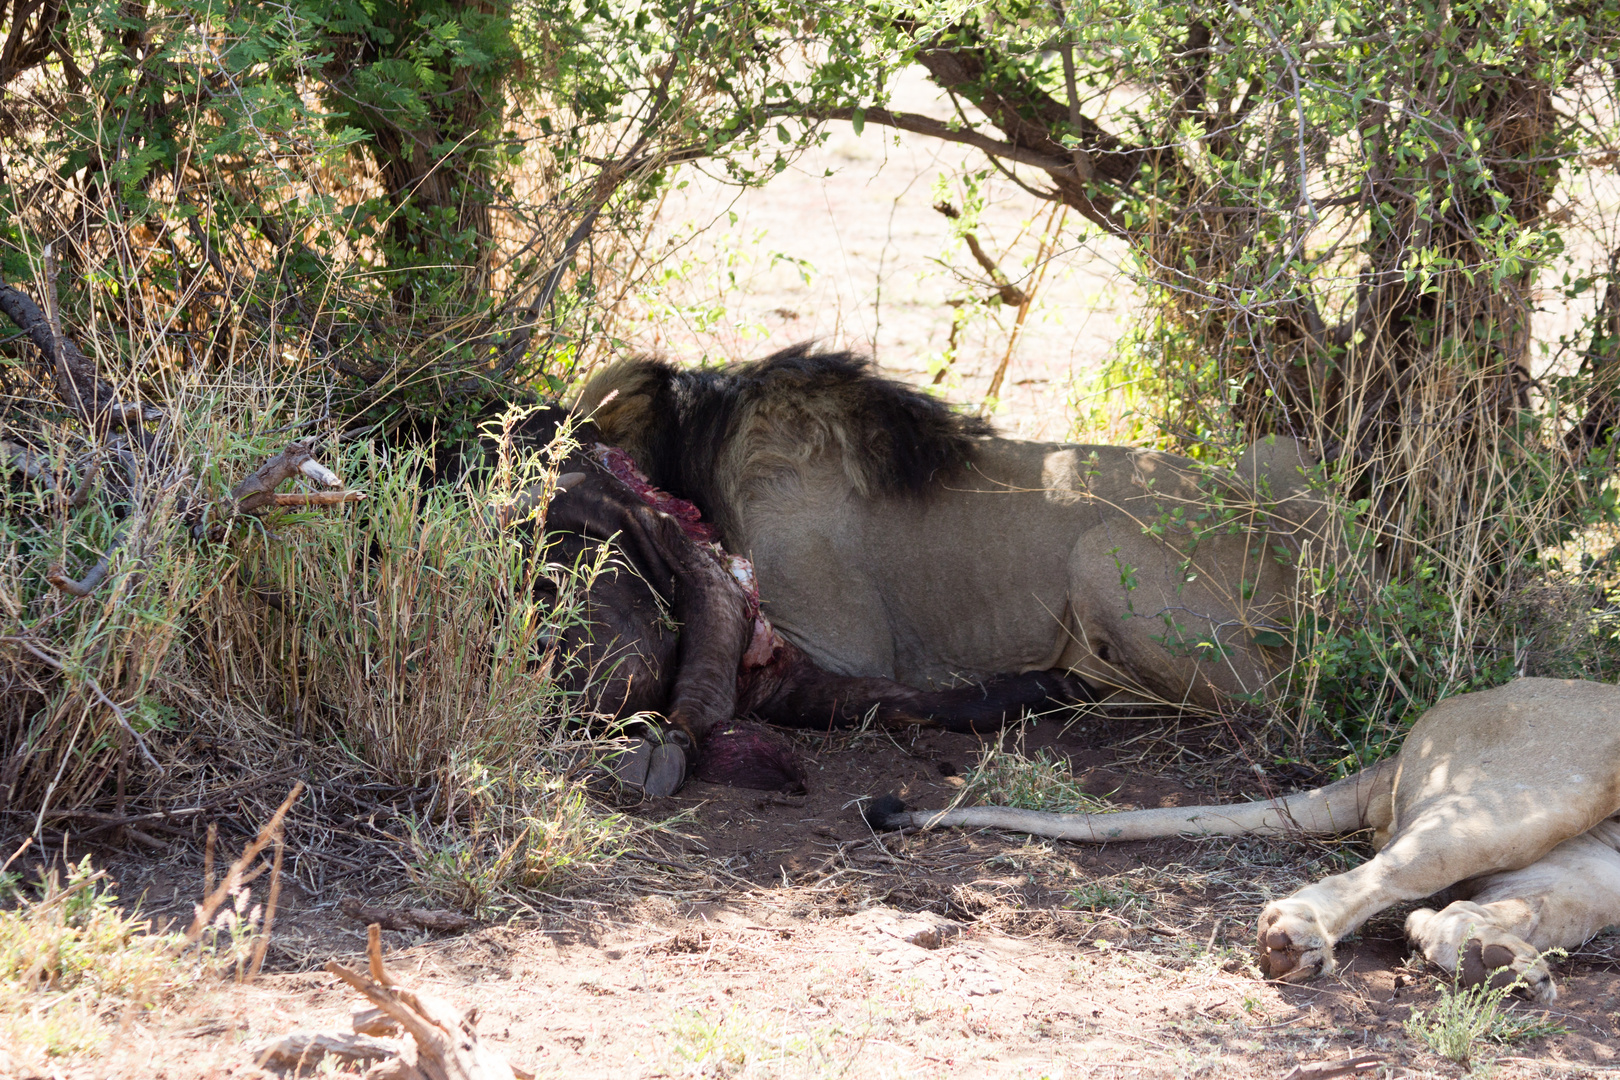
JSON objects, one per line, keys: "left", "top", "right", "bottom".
{"left": 693, "top": 721, "right": 807, "bottom": 794}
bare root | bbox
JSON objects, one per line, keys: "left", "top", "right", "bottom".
{"left": 314, "top": 923, "right": 527, "bottom": 1080}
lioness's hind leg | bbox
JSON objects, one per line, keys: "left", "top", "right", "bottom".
{"left": 1258, "top": 813, "right": 1499, "bottom": 984}
{"left": 1405, "top": 822, "right": 1620, "bottom": 1004}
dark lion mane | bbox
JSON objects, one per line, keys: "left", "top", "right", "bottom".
{"left": 574, "top": 343, "right": 989, "bottom": 523}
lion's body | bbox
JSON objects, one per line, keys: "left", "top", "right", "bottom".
{"left": 869, "top": 677, "right": 1620, "bottom": 1000}
{"left": 576, "top": 347, "right": 1325, "bottom": 710}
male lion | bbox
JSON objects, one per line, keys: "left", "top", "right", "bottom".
{"left": 575, "top": 345, "right": 1328, "bottom": 712}
{"left": 867, "top": 677, "right": 1620, "bottom": 1002}
{"left": 416, "top": 404, "right": 1085, "bottom": 795}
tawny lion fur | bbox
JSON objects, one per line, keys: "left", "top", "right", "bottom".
{"left": 869, "top": 677, "right": 1620, "bottom": 1001}
{"left": 576, "top": 346, "right": 1329, "bottom": 712}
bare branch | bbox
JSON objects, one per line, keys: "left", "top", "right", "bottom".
{"left": 46, "top": 508, "right": 134, "bottom": 596}
{"left": 64, "top": 452, "right": 99, "bottom": 509}
{"left": 325, "top": 928, "right": 522, "bottom": 1080}
{"left": 813, "top": 106, "right": 1083, "bottom": 180}
{"left": 229, "top": 440, "right": 316, "bottom": 511}
{"left": 299, "top": 457, "right": 343, "bottom": 487}
{"left": 229, "top": 440, "right": 359, "bottom": 514}
{"left": 7, "top": 635, "right": 163, "bottom": 774}
{"left": 47, "top": 554, "right": 111, "bottom": 596}
{"left": 191, "top": 440, "right": 361, "bottom": 540}
{"left": 0, "top": 280, "right": 160, "bottom": 428}
{"left": 270, "top": 490, "right": 365, "bottom": 508}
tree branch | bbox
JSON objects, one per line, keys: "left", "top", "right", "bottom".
{"left": 815, "top": 106, "right": 1082, "bottom": 180}
{"left": 0, "top": 278, "right": 159, "bottom": 429}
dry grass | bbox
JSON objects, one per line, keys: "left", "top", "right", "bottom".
{"left": 0, "top": 851, "right": 191, "bottom": 1057}
{"left": 957, "top": 733, "right": 1119, "bottom": 815}
{"left": 402, "top": 755, "right": 641, "bottom": 917}
{"left": 203, "top": 421, "right": 587, "bottom": 785}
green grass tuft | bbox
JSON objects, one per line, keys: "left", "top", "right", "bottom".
{"left": 958, "top": 735, "right": 1117, "bottom": 815}
{"left": 1403, "top": 959, "right": 1568, "bottom": 1069}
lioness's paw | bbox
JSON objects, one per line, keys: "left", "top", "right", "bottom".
{"left": 1405, "top": 906, "right": 1557, "bottom": 1004}
{"left": 1459, "top": 935, "right": 1557, "bottom": 1004}
{"left": 1257, "top": 900, "right": 1337, "bottom": 983}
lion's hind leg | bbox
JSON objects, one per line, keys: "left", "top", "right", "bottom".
{"left": 1404, "top": 820, "right": 1620, "bottom": 1004}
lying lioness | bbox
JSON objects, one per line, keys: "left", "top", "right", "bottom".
{"left": 866, "top": 677, "right": 1620, "bottom": 1001}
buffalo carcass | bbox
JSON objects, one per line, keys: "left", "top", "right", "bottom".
{"left": 419, "top": 405, "right": 1086, "bottom": 796}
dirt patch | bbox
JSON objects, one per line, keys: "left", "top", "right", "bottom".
{"left": 11, "top": 719, "right": 1618, "bottom": 1079}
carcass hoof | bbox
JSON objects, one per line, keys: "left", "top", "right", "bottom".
{"left": 643, "top": 736, "right": 689, "bottom": 797}
{"left": 608, "top": 727, "right": 691, "bottom": 797}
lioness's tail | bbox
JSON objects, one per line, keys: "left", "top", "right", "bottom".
{"left": 863, "top": 760, "right": 1395, "bottom": 842}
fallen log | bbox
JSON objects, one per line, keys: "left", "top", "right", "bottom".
{"left": 340, "top": 899, "right": 475, "bottom": 934}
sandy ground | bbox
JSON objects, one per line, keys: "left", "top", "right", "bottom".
{"left": 10, "top": 722, "right": 1620, "bottom": 1080}
{"left": 611, "top": 67, "right": 1136, "bottom": 442}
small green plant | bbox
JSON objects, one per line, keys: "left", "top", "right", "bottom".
{"left": 1403, "top": 957, "right": 1568, "bottom": 1069}
{"left": 403, "top": 757, "right": 637, "bottom": 917}
{"left": 0, "top": 856, "right": 183, "bottom": 999}
{"left": 959, "top": 735, "right": 1117, "bottom": 815}
{"left": 0, "top": 855, "right": 194, "bottom": 1057}
{"left": 1065, "top": 879, "right": 1148, "bottom": 915}
{"left": 662, "top": 1005, "right": 864, "bottom": 1079}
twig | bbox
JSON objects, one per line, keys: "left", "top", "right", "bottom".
{"left": 340, "top": 899, "right": 474, "bottom": 933}
{"left": 246, "top": 829, "right": 285, "bottom": 980}
{"left": 367, "top": 923, "right": 390, "bottom": 986}
{"left": 1279, "top": 1052, "right": 1383, "bottom": 1080}
{"left": 40, "top": 806, "right": 206, "bottom": 827}
{"left": 0, "top": 835, "right": 32, "bottom": 874}
{"left": 196, "top": 440, "right": 360, "bottom": 538}
{"left": 181, "top": 783, "right": 304, "bottom": 946}
{"left": 933, "top": 201, "right": 1027, "bottom": 306}
{"left": 984, "top": 202, "right": 1067, "bottom": 408}
{"left": 1225, "top": 1, "right": 1316, "bottom": 226}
